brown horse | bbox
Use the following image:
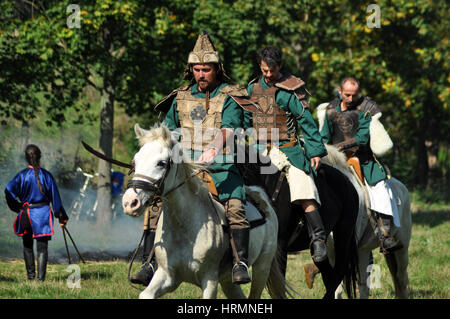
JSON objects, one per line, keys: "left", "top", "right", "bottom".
{"left": 237, "top": 145, "right": 360, "bottom": 299}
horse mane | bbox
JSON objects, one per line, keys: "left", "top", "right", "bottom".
{"left": 322, "top": 144, "right": 349, "bottom": 171}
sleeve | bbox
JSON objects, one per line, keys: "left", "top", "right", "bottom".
{"left": 287, "top": 95, "right": 328, "bottom": 158}
{"left": 353, "top": 112, "right": 371, "bottom": 146}
{"left": 163, "top": 97, "right": 180, "bottom": 131}
{"left": 320, "top": 111, "right": 334, "bottom": 144}
{"left": 46, "top": 172, "right": 68, "bottom": 220}
{"left": 4, "top": 174, "right": 22, "bottom": 212}
{"left": 221, "top": 96, "right": 245, "bottom": 130}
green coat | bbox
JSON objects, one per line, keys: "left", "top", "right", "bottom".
{"left": 246, "top": 77, "right": 328, "bottom": 174}
{"left": 320, "top": 102, "right": 387, "bottom": 186}
{"left": 164, "top": 82, "right": 246, "bottom": 202}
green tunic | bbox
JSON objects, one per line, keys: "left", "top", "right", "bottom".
{"left": 164, "top": 82, "right": 246, "bottom": 202}
{"left": 320, "top": 102, "right": 387, "bottom": 186}
{"left": 246, "top": 77, "right": 328, "bottom": 174}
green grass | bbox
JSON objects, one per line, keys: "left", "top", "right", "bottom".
{"left": 0, "top": 198, "right": 448, "bottom": 299}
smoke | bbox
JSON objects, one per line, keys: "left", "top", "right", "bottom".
{"left": 0, "top": 121, "right": 144, "bottom": 264}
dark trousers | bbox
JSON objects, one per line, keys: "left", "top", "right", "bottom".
{"left": 21, "top": 212, "right": 49, "bottom": 281}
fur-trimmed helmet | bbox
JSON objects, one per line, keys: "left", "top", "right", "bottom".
{"left": 184, "top": 31, "right": 230, "bottom": 82}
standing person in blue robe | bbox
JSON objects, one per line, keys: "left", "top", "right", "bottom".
{"left": 4, "top": 144, "right": 68, "bottom": 281}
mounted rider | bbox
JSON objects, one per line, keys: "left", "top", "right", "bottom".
{"left": 130, "top": 31, "right": 252, "bottom": 286}
{"left": 320, "top": 76, "right": 402, "bottom": 254}
{"left": 242, "top": 46, "right": 329, "bottom": 263}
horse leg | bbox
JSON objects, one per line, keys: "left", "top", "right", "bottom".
{"left": 139, "top": 268, "right": 179, "bottom": 299}
{"left": 248, "top": 254, "right": 274, "bottom": 299}
{"left": 201, "top": 274, "right": 219, "bottom": 299}
{"left": 220, "top": 275, "right": 246, "bottom": 299}
{"left": 384, "top": 247, "right": 409, "bottom": 298}
{"left": 357, "top": 250, "right": 372, "bottom": 299}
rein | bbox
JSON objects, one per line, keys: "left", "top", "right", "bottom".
{"left": 126, "top": 162, "right": 208, "bottom": 290}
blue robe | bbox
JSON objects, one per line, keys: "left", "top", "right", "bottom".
{"left": 4, "top": 166, "right": 68, "bottom": 238}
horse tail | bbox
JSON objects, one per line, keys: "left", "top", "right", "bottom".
{"left": 343, "top": 233, "right": 359, "bottom": 299}
{"left": 266, "top": 244, "right": 298, "bottom": 299}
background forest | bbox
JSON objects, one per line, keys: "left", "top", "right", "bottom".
{"left": 0, "top": 0, "right": 449, "bottom": 226}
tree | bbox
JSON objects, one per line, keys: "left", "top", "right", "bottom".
{"left": 0, "top": 0, "right": 183, "bottom": 227}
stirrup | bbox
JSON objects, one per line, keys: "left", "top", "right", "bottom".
{"left": 232, "top": 261, "right": 250, "bottom": 284}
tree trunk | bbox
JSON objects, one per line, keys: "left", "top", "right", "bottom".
{"left": 96, "top": 82, "right": 114, "bottom": 228}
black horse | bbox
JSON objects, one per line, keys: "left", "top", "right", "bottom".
{"left": 238, "top": 146, "right": 360, "bottom": 299}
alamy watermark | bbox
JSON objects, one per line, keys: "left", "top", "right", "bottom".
{"left": 366, "top": 264, "right": 382, "bottom": 289}
{"left": 66, "top": 264, "right": 81, "bottom": 289}
{"left": 366, "top": 4, "right": 381, "bottom": 29}
{"left": 66, "top": 4, "right": 81, "bottom": 29}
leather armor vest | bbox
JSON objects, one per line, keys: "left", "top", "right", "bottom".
{"left": 326, "top": 96, "right": 381, "bottom": 161}
{"left": 176, "top": 84, "right": 248, "bottom": 151}
{"left": 176, "top": 86, "right": 226, "bottom": 151}
{"left": 247, "top": 75, "right": 308, "bottom": 143}
{"left": 326, "top": 96, "right": 380, "bottom": 145}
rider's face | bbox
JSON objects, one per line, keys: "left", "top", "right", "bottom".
{"left": 339, "top": 81, "right": 361, "bottom": 110}
{"left": 192, "top": 63, "right": 218, "bottom": 92}
{"left": 260, "top": 60, "right": 282, "bottom": 85}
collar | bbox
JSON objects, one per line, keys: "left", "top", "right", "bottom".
{"left": 191, "top": 82, "right": 226, "bottom": 98}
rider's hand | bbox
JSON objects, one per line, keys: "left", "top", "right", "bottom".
{"left": 197, "top": 148, "right": 218, "bottom": 164}
{"left": 59, "top": 218, "right": 68, "bottom": 228}
{"left": 311, "top": 156, "right": 321, "bottom": 171}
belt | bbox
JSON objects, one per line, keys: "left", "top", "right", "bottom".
{"left": 22, "top": 202, "right": 49, "bottom": 208}
{"left": 279, "top": 139, "right": 298, "bottom": 148}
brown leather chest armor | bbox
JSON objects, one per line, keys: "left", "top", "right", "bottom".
{"left": 247, "top": 75, "right": 309, "bottom": 143}
{"left": 250, "top": 83, "right": 294, "bottom": 142}
{"left": 326, "top": 96, "right": 381, "bottom": 161}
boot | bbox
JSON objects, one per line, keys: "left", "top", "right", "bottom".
{"left": 23, "top": 247, "right": 35, "bottom": 280}
{"left": 130, "top": 230, "right": 157, "bottom": 286}
{"left": 230, "top": 228, "right": 251, "bottom": 285}
{"left": 377, "top": 213, "right": 403, "bottom": 254}
{"left": 304, "top": 210, "right": 328, "bottom": 263}
{"left": 36, "top": 240, "right": 48, "bottom": 282}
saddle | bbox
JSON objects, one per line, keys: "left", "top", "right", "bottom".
{"left": 346, "top": 156, "right": 364, "bottom": 184}
{"left": 197, "top": 170, "right": 267, "bottom": 229}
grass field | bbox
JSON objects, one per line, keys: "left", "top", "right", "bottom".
{"left": 0, "top": 197, "right": 448, "bottom": 300}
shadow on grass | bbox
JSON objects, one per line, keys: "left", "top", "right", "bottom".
{"left": 412, "top": 209, "right": 450, "bottom": 227}
{"left": 80, "top": 270, "right": 114, "bottom": 280}
{"left": 409, "top": 288, "right": 437, "bottom": 298}
{"left": 0, "top": 274, "right": 19, "bottom": 283}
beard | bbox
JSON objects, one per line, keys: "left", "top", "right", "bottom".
{"left": 197, "top": 78, "right": 217, "bottom": 92}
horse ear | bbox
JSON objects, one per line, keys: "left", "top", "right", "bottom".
{"left": 161, "top": 125, "right": 171, "bottom": 142}
{"left": 134, "top": 123, "right": 146, "bottom": 139}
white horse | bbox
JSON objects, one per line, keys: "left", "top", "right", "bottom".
{"left": 122, "top": 123, "right": 285, "bottom": 299}
{"left": 322, "top": 145, "right": 412, "bottom": 298}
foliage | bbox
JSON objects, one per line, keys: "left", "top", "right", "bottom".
{"left": 0, "top": 0, "right": 449, "bottom": 197}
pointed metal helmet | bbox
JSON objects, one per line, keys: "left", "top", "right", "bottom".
{"left": 187, "top": 30, "right": 220, "bottom": 64}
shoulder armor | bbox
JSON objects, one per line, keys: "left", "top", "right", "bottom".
{"left": 358, "top": 96, "right": 381, "bottom": 116}
{"left": 154, "top": 85, "right": 190, "bottom": 113}
{"left": 274, "top": 74, "right": 305, "bottom": 91}
{"left": 220, "top": 83, "right": 248, "bottom": 97}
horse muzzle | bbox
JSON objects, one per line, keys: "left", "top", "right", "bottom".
{"left": 122, "top": 189, "right": 146, "bottom": 217}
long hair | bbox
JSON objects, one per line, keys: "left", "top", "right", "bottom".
{"left": 25, "top": 144, "right": 44, "bottom": 195}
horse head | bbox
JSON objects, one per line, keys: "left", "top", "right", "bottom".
{"left": 122, "top": 123, "right": 180, "bottom": 217}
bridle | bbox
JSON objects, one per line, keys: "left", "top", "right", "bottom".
{"left": 126, "top": 158, "right": 204, "bottom": 202}
{"left": 126, "top": 159, "right": 172, "bottom": 198}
